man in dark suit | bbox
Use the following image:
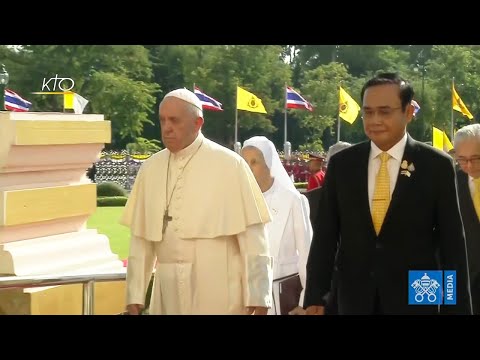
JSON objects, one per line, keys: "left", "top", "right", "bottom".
{"left": 304, "top": 72, "right": 472, "bottom": 315}
{"left": 305, "top": 142, "right": 352, "bottom": 227}
{"left": 304, "top": 141, "right": 352, "bottom": 315}
{"left": 454, "top": 124, "right": 480, "bottom": 314}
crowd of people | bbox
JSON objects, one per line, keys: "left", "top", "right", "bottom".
{"left": 119, "top": 72, "right": 480, "bottom": 315}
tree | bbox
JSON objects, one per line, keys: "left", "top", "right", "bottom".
{"left": 5, "top": 44, "right": 480, "bottom": 152}
{"left": 5, "top": 45, "right": 160, "bottom": 148}
{"left": 160, "top": 45, "right": 292, "bottom": 147}
{"left": 299, "top": 62, "right": 359, "bottom": 151}
{"left": 427, "top": 45, "right": 480, "bottom": 139}
{"left": 86, "top": 71, "right": 159, "bottom": 147}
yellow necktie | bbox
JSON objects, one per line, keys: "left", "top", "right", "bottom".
{"left": 474, "top": 178, "right": 480, "bottom": 221}
{"left": 372, "top": 152, "right": 391, "bottom": 235}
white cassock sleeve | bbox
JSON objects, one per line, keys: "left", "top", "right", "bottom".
{"left": 237, "top": 223, "right": 274, "bottom": 308}
{"left": 295, "top": 195, "right": 313, "bottom": 307}
{"left": 125, "top": 234, "right": 156, "bottom": 306}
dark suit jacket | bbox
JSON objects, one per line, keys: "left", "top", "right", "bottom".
{"left": 304, "top": 135, "right": 472, "bottom": 315}
{"left": 304, "top": 187, "right": 323, "bottom": 228}
{"left": 456, "top": 169, "right": 480, "bottom": 314}
{"left": 304, "top": 187, "right": 337, "bottom": 315}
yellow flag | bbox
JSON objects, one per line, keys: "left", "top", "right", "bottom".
{"left": 432, "top": 126, "right": 454, "bottom": 152}
{"left": 452, "top": 84, "right": 473, "bottom": 120}
{"left": 443, "top": 131, "right": 454, "bottom": 152}
{"left": 433, "top": 126, "right": 444, "bottom": 150}
{"left": 339, "top": 86, "right": 360, "bottom": 124}
{"left": 237, "top": 86, "right": 267, "bottom": 114}
{"left": 64, "top": 91, "right": 74, "bottom": 110}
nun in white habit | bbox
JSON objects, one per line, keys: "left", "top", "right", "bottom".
{"left": 242, "top": 136, "right": 313, "bottom": 315}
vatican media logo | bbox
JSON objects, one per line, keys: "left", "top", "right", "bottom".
{"left": 408, "top": 270, "right": 456, "bottom": 305}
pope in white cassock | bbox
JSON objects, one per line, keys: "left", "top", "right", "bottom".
{"left": 241, "top": 136, "right": 312, "bottom": 315}
{"left": 120, "top": 89, "right": 274, "bottom": 315}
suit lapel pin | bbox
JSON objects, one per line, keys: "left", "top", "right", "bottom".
{"left": 400, "top": 160, "right": 415, "bottom": 178}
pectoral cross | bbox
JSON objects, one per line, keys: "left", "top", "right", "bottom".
{"left": 162, "top": 209, "right": 173, "bottom": 235}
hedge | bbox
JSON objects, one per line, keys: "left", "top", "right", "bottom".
{"left": 97, "top": 182, "right": 127, "bottom": 197}
{"left": 294, "top": 182, "right": 308, "bottom": 189}
{"left": 97, "top": 196, "right": 128, "bottom": 207}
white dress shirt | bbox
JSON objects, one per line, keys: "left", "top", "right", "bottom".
{"left": 368, "top": 133, "right": 408, "bottom": 215}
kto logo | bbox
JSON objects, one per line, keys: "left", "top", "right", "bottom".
{"left": 32, "top": 74, "right": 75, "bottom": 95}
{"left": 408, "top": 270, "right": 456, "bottom": 305}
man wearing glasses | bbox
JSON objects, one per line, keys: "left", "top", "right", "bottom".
{"left": 304, "top": 72, "right": 472, "bottom": 315}
{"left": 454, "top": 123, "right": 480, "bottom": 314}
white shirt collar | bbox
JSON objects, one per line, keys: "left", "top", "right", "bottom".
{"left": 370, "top": 132, "right": 408, "bottom": 161}
{"left": 470, "top": 175, "right": 480, "bottom": 186}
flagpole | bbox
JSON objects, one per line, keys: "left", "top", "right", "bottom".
{"left": 235, "top": 84, "right": 238, "bottom": 144}
{"left": 283, "top": 83, "right": 291, "bottom": 160}
{"left": 234, "top": 83, "right": 240, "bottom": 153}
{"left": 337, "top": 84, "right": 341, "bottom": 142}
{"left": 337, "top": 113, "right": 341, "bottom": 142}
{"left": 284, "top": 83, "right": 288, "bottom": 145}
{"left": 451, "top": 77, "right": 455, "bottom": 141}
{"left": 235, "top": 109, "right": 239, "bottom": 146}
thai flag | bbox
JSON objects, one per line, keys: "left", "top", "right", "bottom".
{"left": 286, "top": 86, "right": 313, "bottom": 111}
{"left": 4, "top": 89, "right": 32, "bottom": 112}
{"left": 194, "top": 86, "right": 223, "bottom": 111}
{"left": 412, "top": 99, "right": 420, "bottom": 116}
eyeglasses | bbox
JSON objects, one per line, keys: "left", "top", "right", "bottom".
{"left": 456, "top": 157, "right": 480, "bottom": 166}
{"left": 361, "top": 106, "right": 402, "bottom": 119}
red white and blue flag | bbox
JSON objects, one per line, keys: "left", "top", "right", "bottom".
{"left": 286, "top": 86, "right": 313, "bottom": 111}
{"left": 4, "top": 89, "right": 32, "bottom": 112}
{"left": 194, "top": 86, "right": 223, "bottom": 111}
{"left": 412, "top": 99, "right": 421, "bottom": 116}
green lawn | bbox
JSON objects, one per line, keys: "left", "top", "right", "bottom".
{"left": 87, "top": 206, "right": 130, "bottom": 260}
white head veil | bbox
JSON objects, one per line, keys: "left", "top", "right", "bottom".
{"left": 242, "top": 136, "right": 297, "bottom": 192}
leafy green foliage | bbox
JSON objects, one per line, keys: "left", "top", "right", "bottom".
{"left": 87, "top": 71, "right": 159, "bottom": 146}
{"left": 97, "top": 196, "right": 128, "bottom": 207}
{"left": 97, "top": 182, "right": 127, "bottom": 197}
{"left": 2, "top": 44, "right": 479, "bottom": 152}
{"left": 126, "top": 137, "right": 162, "bottom": 154}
